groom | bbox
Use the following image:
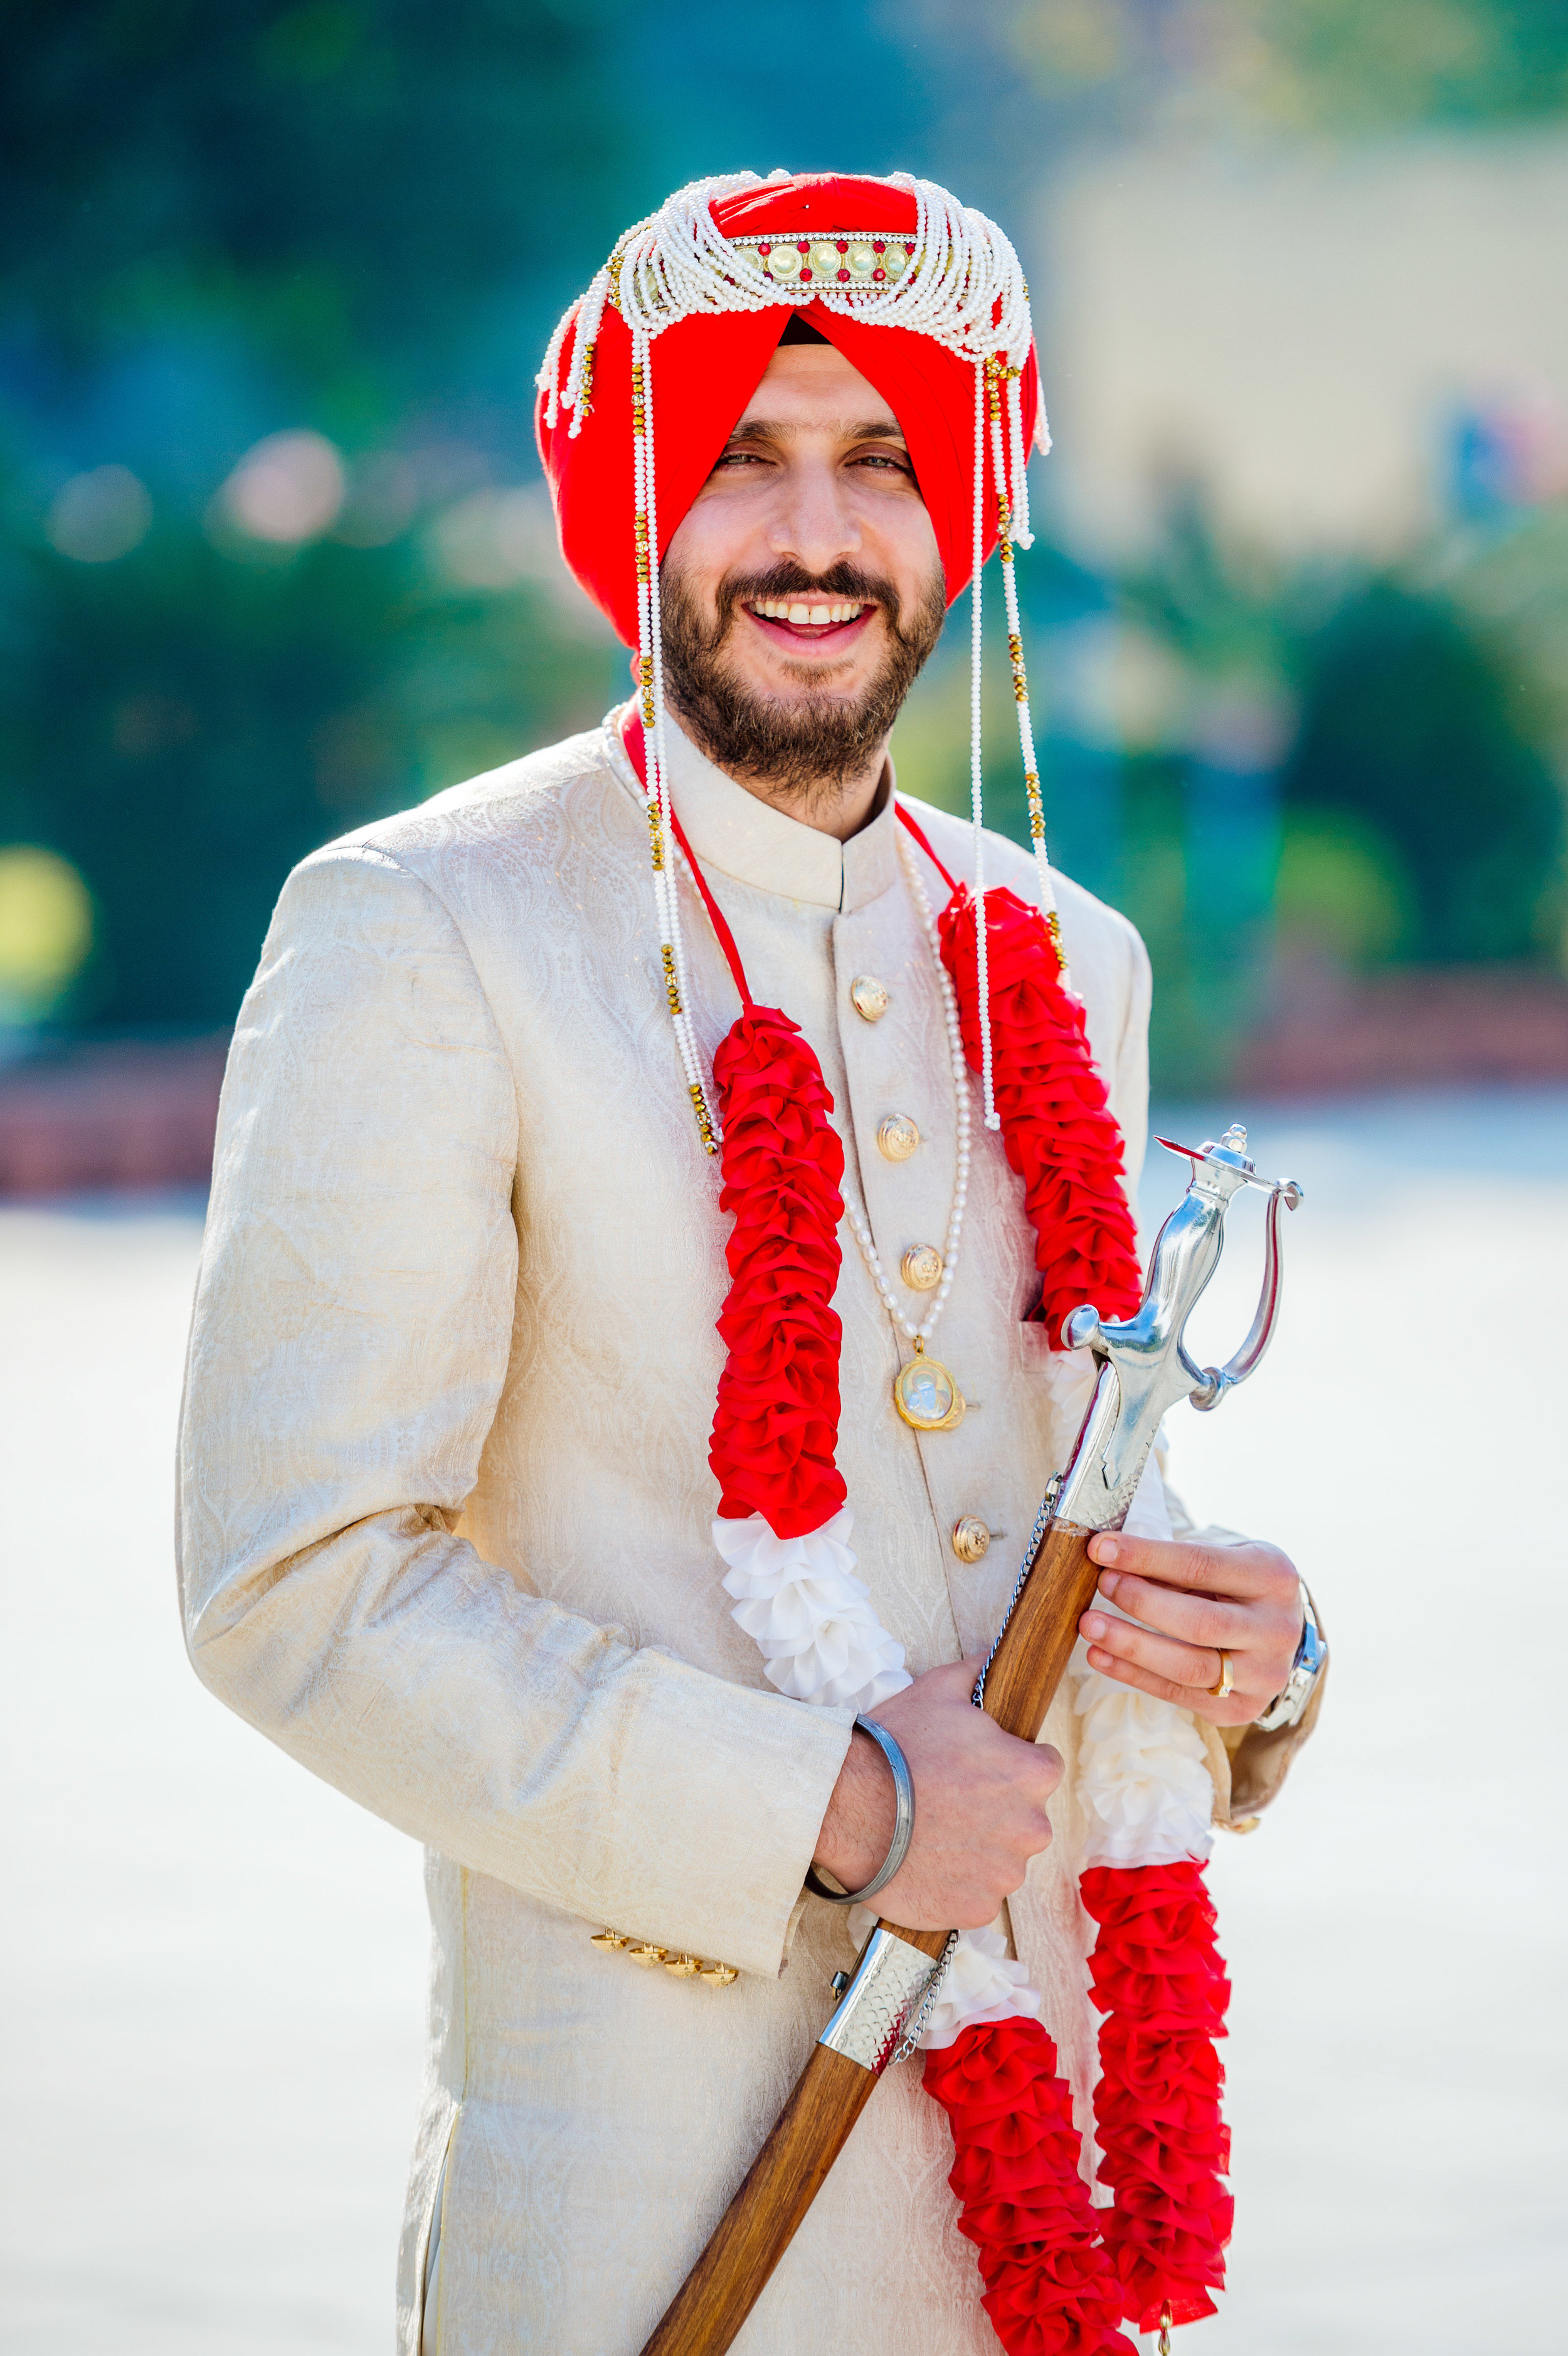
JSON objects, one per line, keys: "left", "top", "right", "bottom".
{"left": 179, "top": 169, "right": 1322, "bottom": 2356}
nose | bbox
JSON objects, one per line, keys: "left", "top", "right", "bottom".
{"left": 766, "top": 457, "right": 863, "bottom": 578}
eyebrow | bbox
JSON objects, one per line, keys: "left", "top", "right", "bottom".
{"left": 723, "top": 416, "right": 908, "bottom": 448}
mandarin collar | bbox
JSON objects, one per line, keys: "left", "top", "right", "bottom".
{"left": 603, "top": 706, "right": 900, "bottom": 915}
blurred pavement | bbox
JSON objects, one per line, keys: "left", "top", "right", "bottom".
{"left": 3, "top": 1089, "right": 1565, "bottom": 2354}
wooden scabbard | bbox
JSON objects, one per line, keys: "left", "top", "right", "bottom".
{"left": 638, "top": 1519, "right": 1099, "bottom": 2356}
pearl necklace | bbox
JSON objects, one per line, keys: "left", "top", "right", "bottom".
{"left": 841, "top": 823, "right": 972, "bottom": 1348}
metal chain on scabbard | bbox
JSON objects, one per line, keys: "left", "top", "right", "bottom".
{"left": 891, "top": 1929, "right": 960, "bottom": 2067}
{"left": 970, "top": 1479, "right": 1059, "bottom": 1709}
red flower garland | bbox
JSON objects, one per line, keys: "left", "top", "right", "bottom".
{"left": 934, "top": 878, "right": 1143, "bottom": 1345}
{"left": 709, "top": 1009, "right": 848, "bottom": 1538}
{"left": 1082, "top": 1864, "right": 1232, "bottom": 2330}
{"left": 923, "top": 2017, "right": 1135, "bottom": 2356}
{"left": 618, "top": 714, "right": 1231, "bottom": 2343}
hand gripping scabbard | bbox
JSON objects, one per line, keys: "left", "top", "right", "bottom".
{"left": 639, "top": 1126, "right": 1301, "bottom": 2356}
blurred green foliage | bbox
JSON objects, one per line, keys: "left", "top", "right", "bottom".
{"left": 1283, "top": 580, "right": 1562, "bottom": 964}
{"left": 1, "top": 516, "right": 620, "bottom": 1026}
{"left": 898, "top": 491, "right": 1567, "bottom": 1087}
{"left": 1, "top": 0, "right": 647, "bottom": 414}
{"left": 3, "top": 0, "right": 1567, "bottom": 1093}
{"left": 0, "top": 0, "right": 657, "bottom": 1030}
{"left": 0, "top": 0, "right": 1016, "bottom": 1036}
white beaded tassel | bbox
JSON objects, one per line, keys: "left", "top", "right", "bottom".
{"left": 988, "top": 376, "right": 1072, "bottom": 994}
{"left": 969, "top": 361, "right": 1000, "bottom": 1132}
{"left": 1005, "top": 366, "right": 1038, "bottom": 548}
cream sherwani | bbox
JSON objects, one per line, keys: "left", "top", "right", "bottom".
{"left": 177, "top": 712, "right": 1293, "bottom": 2355}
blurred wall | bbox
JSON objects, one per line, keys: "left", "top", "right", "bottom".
{"left": 1041, "top": 130, "right": 1568, "bottom": 558}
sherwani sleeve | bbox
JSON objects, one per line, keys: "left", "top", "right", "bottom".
{"left": 176, "top": 844, "right": 853, "bottom": 1977}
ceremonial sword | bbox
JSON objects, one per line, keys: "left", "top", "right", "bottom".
{"left": 639, "top": 1124, "right": 1303, "bottom": 2356}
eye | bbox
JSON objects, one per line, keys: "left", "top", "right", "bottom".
{"left": 852, "top": 449, "right": 914, "bottom": 479}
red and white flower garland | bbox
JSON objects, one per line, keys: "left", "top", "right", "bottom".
{"left": 616, "top": 709, "right": 1230, "bottom": 2349}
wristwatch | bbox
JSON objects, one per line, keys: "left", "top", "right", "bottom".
{"left": 1253, "top": 1581, "right": 1327, "bottom": 1732}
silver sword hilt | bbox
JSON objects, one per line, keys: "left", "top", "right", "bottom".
{"left": 1052, "top": 1123, "right": 1303, "bottom": 1532}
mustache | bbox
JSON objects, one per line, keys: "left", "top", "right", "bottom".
{"left": 659, "top": 549, "right": 948, "bottom": 798}
{"left": 710, "top": 563, "right": 909, "bottom": 636}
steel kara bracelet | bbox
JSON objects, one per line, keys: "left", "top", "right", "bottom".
{"left": 805, "top": 1714, "right": 915, "bottom": 1907}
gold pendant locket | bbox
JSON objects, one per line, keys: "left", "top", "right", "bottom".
{"left": 892, "top": 1342, "right": 966, "bottom": 1433}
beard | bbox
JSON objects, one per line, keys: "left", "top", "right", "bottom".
{"left": 659, "top": 557, "right": 948, "bottom": 804}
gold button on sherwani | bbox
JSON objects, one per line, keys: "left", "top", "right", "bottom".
{"left": 951, "top": 1516, "right": 992, "bottom": 1563}
{"left": 877, "top": 1112, "right": 920, "bottom": 1161}
{"left": 901, "top": 1244, "right": 943, "bottom": 1291}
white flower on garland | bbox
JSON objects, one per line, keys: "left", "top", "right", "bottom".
{"left": 1073, "top": 1449, "right": 1214, "bottom": 1869}
{"left": 712, "top": 1508, "right": 908, "bottom": 1709}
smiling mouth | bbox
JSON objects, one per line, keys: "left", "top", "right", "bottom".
{"left": 745, "top": 597, "right": 874, "bottom": 644}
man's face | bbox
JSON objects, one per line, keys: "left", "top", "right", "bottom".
{"left": 659, "top": 341, "right": 947, "bottom": 799}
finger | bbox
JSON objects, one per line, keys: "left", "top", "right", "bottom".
{"left": 1088, "top": 1530, "right": 1283, "bottom": 1601}
{"left": 1081, "top": 1608, "right": 1222, "bottom": 1696}
{"left": 1080, "top": 1644, "right": 1261, "bottom": 1724}
{"left": 1084, "top": 1572, "right": 1253, "bottom": 1653}
{"left": 913, "top": 1652, "right": 989, "bottom": 1703}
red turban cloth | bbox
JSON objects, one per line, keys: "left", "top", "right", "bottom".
{"left": 536, "top": 173, "right": 1043, "bottom": 650}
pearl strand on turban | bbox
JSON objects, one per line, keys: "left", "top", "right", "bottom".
{"left": 536, "top": 169, "right": 1067, "bottom": 1135}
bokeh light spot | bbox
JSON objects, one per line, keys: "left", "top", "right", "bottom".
{"left": 46, "top": 467, "right": 153, "bottom": 563}
{"left": 432, "top": 485, "right": 558, "bottom": 588}
{"left": 222, "top": 430, "right": 346, "bottom": 543}
{"left": 0, "top": 847, "right": 95, "bottom": 1017}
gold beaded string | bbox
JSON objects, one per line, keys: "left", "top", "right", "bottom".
{"left": 987, "top": 357, "right": 1069, "bottom": 984}
{"left": 632, "top": 345, "right": 721, "bottom": 1155}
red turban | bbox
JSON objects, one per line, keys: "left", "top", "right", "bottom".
{"left": 536, "top": 173, "right": 1042, "bottom": 650}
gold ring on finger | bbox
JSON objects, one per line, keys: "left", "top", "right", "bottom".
{"left": 1207, "top": 1648, "right": 1234, "bottom": 1700}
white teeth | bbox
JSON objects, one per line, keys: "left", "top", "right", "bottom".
{"left": 753, "top": 598, "right": 866, "bottom": 625}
